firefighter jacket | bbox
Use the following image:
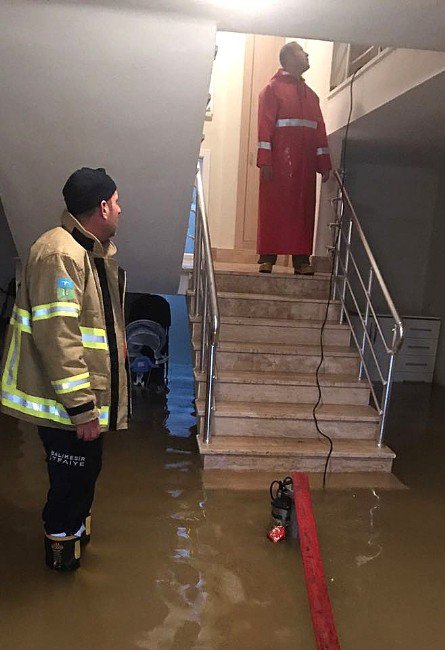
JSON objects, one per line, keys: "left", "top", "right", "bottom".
{"left": 1, "top": 211, "right": 129, "bottom": 431}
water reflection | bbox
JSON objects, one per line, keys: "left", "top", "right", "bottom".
{"left": 2, "top": 368, "right": 445, "bottom": 649}
{"left": 355, "top": 489, "right": 382, "bottom": 567}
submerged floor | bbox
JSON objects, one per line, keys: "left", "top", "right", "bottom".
{"left": 0, "top": 368, "right": 444, "bottom": 649}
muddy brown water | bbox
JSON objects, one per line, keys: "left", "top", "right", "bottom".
{"left": 0, "top": 369, "right": 444, "bottom": 649}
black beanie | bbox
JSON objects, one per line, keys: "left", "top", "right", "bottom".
{"left": 62, "top": 167, "right": 117, "bottom": 215}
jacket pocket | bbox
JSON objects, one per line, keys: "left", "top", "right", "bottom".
{"left": 89, "top": 372, "right": 108, "bottom": 391}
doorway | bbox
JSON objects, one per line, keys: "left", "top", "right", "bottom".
{"left": 234, "top": 34, "right": 285, "bottom": 252}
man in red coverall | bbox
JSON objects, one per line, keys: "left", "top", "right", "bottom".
{"left": 257, "top": 41, "right": 332, "bottom": 275}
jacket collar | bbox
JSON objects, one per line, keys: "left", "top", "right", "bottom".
{"left": 272, "top": 68, "right": 306, "bottom": 85}
{"left": 61, "top": 210, "right": 117, "bottom": 259}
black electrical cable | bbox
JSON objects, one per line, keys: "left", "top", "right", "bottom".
{"left": 314, "top": 69, "right": 359, "bottom": 489}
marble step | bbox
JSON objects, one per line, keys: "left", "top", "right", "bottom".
{"left": 212, "top": 249, "right": 260, "bottom": 264}
{"left": 189, "top": 315, "right": 351, "bottom": 346}
{"left": 192, "top": 340, "right": 360, "bottom": 374}
{"left": 202, "top": 469, "right": 406, "bottom": 491}
{"left": 197, "top": 435, "right": 395, "bottom": 472}
{"left": 212, "top": 254, "right": 332, "bottom": 273}
{"left": 194, "top": 370, "right": 370, "bottom": 405}
{"left": 196, "top": 401, "right": 379, "bottom": 439}
{"left": 215, "top": 268, "right": 330, "bottom": 299}
{"left": 218, "top": 291, "right": 340, "bottom": 321}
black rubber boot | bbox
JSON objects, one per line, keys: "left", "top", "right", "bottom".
{"left": 45, "top": 534, "right": 81, "bottom": 571}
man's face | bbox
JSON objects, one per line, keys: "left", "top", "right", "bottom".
{"left": 104, "top": 190, "right": 121, "bottom": 238}
{"left": 284, "top": 43, "right": 310, "bottom": 77}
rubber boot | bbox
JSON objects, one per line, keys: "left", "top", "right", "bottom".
{"left": 294, "top": 262, "right": 314, "bottom": 276}
{"left": 45, "top": 534, "right": 81, "bottom": 571}
{"left": 81, "top": 513, "right": 92, "bottom": 545}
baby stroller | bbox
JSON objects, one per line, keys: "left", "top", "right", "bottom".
{"left": 126, "top": 295, "right": 171, "bottom": 393}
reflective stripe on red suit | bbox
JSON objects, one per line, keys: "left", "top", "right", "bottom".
{"left": 257, "top": 69, "right": 332, "bottom": 256}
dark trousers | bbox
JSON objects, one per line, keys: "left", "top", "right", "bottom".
{"left": 38, "top": 426, "right": 103, "bottom": 535}
{"left": 258, "top": 254, "right": 309, "bottom": 268}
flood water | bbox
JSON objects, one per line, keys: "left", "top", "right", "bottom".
{"left": 0, "top": 367, "right": 444, "bottom": 649}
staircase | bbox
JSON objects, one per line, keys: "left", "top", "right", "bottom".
{"left": 189, "top": 262, "right": 395, "bottom": 473}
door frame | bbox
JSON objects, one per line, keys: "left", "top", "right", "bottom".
{"left": 234, "top": 35, "right": 256, "bottom": 251}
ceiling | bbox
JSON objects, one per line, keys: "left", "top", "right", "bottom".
{"left": 38, "top": 0, "right": 445, "bottom": 52}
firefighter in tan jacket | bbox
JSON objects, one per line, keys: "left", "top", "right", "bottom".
{"left": 1, "top": 167, "right": 129, "bottom": 571}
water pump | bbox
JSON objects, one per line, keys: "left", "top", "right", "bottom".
{"left": 267, "top": 476, "right": 298, "bottom": 543}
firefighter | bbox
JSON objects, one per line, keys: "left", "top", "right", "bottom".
{"left": 0, "top": 167, "right": 130, "bottom": 571}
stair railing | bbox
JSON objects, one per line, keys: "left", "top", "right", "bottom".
{"left": 330, "top": 170, "right": 404, "bottom": 446}
{"left": 190, "top": 162, "right": 220, "bottom": 444}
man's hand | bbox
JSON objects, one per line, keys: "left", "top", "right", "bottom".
{"left": 76, "top": 418, "right": 101, "bottom": 442}
{"left": 261, "top": 165, "right": 273, "bottom": 182}
{"left": 321, "top": 171, "right": 331, "bottom": 183}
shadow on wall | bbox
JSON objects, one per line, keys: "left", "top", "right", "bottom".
{"left": 0, "top": 198, "right": 17, "bottom": 345}
{"left": 0, "top": 198, "right": 17, "bottom": 292}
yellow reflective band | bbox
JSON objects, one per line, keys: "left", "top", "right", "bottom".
{"left": 99, "top": 407, "right": 109, "bottom": 426}
{"left": 51, "top": 372, "right": 91, "bottom": 395}
{"left": 10, "top": 316, "right": 32, "bottom": 334}
{"left": 79, "top": 326, "right": 108, "bottom": 350}
{"left": 10, "top": 307, "right": 32, "bottom": 333}
{"left": 32, "top": 302, "right": 80, "bottom": 321}
{"left": 15, "top": 307, "right": 31, "bottom": 318}
{"left": 2, "top": 328, "right": 17, "bottom": 388}
{"left": 0, "top": 317, "right": 109, "bottom": 427}
{"left": 2, "top": 325, "right": 21, "bottom": 389}
{"left": 1, "top": 388, "right": 110, "bottom": 427}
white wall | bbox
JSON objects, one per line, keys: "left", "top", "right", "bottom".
{"left": 202, "top": 32, "right": 246, "bottom": 249}
{"left": 325, "top": 49, "right": 445, "bottom": 136}
{"left": 290, "top": 38, "right": 334, "bottom": 254}
{"left": 287, "top": 38, "right": 333, "bottom": 115}
{"left": 0, "top": 1, "right": 216, "bottom": 294}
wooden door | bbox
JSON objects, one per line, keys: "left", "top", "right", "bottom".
{"left": 235, "top": 35, "right": 285, "bottom": 251}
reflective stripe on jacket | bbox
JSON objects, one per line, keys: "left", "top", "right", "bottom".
{"left": 1, "top": 211, "right": 129, "bottom": 431}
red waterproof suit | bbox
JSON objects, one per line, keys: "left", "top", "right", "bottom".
{"left": 256, "top": 69, "right": 332, "bottom": 256}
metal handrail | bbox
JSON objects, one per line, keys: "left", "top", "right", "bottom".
{"left": 331, "top": 170, "right": 404, "bottom": 446}
{"left": 190, "top": 163, "right": 220, "bottom": 444}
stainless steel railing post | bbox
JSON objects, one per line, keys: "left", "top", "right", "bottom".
{"left": 378, "top": 341, "right": 396, "bottom": 446}
{"left": 192, "top": 213, "right": 202, "bottom": 318}
{"left": 332, "top": 196, "right": 343, "bottom": 302}
{"left": 190, "top": 193, "right": 198, "bottom": 297}
{"left": 340, "top": 217, "right": 353, "bottom": 324}
{"left": 359, "top": 267, "right": 374, "bottom": 380}
{"left": 200, "top": 272, "right": 208, "bottom": 373}
{"left": 204, "top": 332, "right": 217, "bottom": 444}
{"left": 194, "top": 166, "right": 220, "bottom": 444}
{"left": 330, "top": 171, "right": 404, "bottom": 450}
